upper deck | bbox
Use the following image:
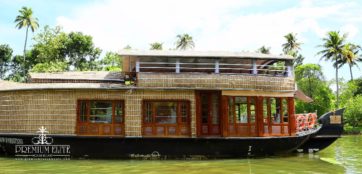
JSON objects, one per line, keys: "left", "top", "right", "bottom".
{"left": 119, "top": 50, "right": 295, "bottom": 92}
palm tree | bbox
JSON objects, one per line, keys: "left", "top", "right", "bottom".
{"left": 340, "top": 43, "right": 362, "bottom": 81}
{"left": 257, "top": 46, "right": 271, "bottom": 54}
{"left": 14, "top": 6, "right": 39, "bottom": 60}
{"left": 150, "top": 42, "right": 163, "bottom": 50}
{"left": 175, "top": 34, "right": 195, "bottom": 50}
{"left": 282, "top": 33, "right": 302, "bottom": 54}
{"left": 317, "top": 31, "right": 347, "bottom": 108}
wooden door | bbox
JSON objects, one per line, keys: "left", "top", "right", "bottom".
{"left": 226, "top": 96, "right": 258, "bottom": 137}
{"left": 197, "top": 91, "right": 221, "bottom": 136}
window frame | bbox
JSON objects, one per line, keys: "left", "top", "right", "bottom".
{"left": 76, "top": 99, "right": 125, "bottom": 136}
{"left": 142, "top": 100, "right": 191, "bottom": 137}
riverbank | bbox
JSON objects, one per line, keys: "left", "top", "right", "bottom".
{"left": 343, "top": 125, "right": 362, "bottom": 135}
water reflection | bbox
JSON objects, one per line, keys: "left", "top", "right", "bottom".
{"left": 0, "top": 136, "right": 360, "bottom": 174}
{"left": 320, "top": 135, "right": 362, "bottom": 174}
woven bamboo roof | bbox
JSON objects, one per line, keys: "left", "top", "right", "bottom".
{"left": 29, "top": 71, "right": 124, "bottom": 81}
{"left": 0, "top": 80, "right": 129, "bottom": 92}
{"left": 118, "top": 50, "right": 294, "bottom": 60}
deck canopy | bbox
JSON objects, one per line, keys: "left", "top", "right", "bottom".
{"left": 119, "top": 50, "right": 294, "bottom": 76}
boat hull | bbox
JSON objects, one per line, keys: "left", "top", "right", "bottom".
{"left": 298, "top": 108, "right": 345, "bottom": 153}
{"left": 0, "top": 134, "right": 310, "bottom": 159}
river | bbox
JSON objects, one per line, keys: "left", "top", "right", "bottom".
{"left": 0, "top": 135, "right": 361, "bottom": 174}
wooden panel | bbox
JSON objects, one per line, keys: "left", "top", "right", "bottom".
{"left": 196, "top": 91, "right": 222, "bottom": 137}
{"left": 256, "top": 97, "right": 264, "bottom": 136}
{"left": 222, "top": 91, "right": 294, "bottom": 97}
{"left": 288, "top": 98, "right": 296, "bottom": 135}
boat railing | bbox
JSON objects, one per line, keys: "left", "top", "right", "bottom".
{"left": 295, "top": 113, "right": 318, "bottom": 134}
{"left": 136, "top": 61, "right": 292, "bottom": 77}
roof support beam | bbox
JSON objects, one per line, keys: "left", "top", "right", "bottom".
{"left": 176, "top": 59, "right": 180, "bottom": 73}
{"left": 215, "top": 59, "right": 220, "bottom": 74}
{"left": 252, "top": 59, "right": 257, "bottom": 75}
{"left": 136, "top": 58, "right": 140, "bottom": 72}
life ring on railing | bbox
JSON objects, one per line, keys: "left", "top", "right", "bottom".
{"left": 307, "top": 113, "right": 317, "bottom": 129}
{"left": 295, "top": 114, "right": 305, "bottom": 131}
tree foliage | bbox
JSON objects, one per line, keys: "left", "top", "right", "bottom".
{"left": 150, "top": 42, "right": 163, "bottom": 50}
{"left": 282, "top": 33, "right": 301, "bottom": 53}
{"left": 30, "top": 26, "right": 102, "bottom": 72}
{"left": 340, "top": 43, "right": 362, "bottom": 81}
{"left": 343, "top": 95, "right": 362, "bottom": 128}
{"left": 295, "top": 64, "right": 333, "bottom": 115}
{"left": 257, "top": 46, "right": 271, "bottom": 54}
{"left": 0, "top": 44, "right": 13, "bottom": 79}
{"left": 318, "top": 31, "right": 347, "bottom": 108}
{"left": 281, "top": 33, "right": 304, "bottom": 67}
{"left": 100, "top": 52, "right": 122, "bottom": 71}
{"left": 64, "top": 32, "right": 102, "bottom": 71}
{"left": 175, "top": 34, "right": 195, "bottom": 50}
{"left": 7, "top": 54, "right": 36, "bottom": 82}
{"left": 352, "top": 77, "right": 362, "bottom": 96}
{"left": 14, "top": 6, "right": 39, "bottom": 60}
{"left": 31, "top": 61, "right": 68, "bottom": 73}
{"left": 339, "top": 80, "right": 361, "bottom": 132}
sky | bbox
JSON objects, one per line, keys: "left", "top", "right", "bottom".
{"left": 1, "top": 0, "right": 361, "bottom": 83}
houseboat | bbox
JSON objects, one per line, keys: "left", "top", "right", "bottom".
{"left": 0, "top": 50, "right": 344, "bottom": 159}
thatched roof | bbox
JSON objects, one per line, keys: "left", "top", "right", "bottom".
{"left": 118, "top": 50, "right": 294, "bottom": 60}
{"left": 0, "top": 80, "right": 129, "bottom": 92}
{"left": 295, "top": 89, "right": 313, "bottom": 103}
{"left": 29, "top": 71, "right": 124, "bottom": 81}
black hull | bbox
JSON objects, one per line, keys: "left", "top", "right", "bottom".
{"left": 298, "top": 108, "right": 345, "bottom": 153}
{"left": 0, "top": 134, "right": 310, "bottom": 159}
{"left": 1, "top": 109, "right": 344, "bottom": 159}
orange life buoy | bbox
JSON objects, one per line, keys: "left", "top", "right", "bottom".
{"left": 307, "top": 113, "right": 317, "bottom": 129}
{"left": 295, "top": 114, "right": 305, "bottom": 131}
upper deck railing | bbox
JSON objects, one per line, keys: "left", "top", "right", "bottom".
{"left": 136, "top": 61, "right": 292, "bottom": 77}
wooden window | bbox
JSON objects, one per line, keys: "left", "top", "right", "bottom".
{"left": 227, "top": 96, "right": 257, "bottom": 137}
{"left": 263, "top": 97, "right": 290, "bottom": 136}
{"left": 235, "top": 97, "right": 248, "bottom": 123}
{"left": 90, "top": 101, "right": 113, "bottom": 123}
{"left": 227, "top": 96, "right": 291, "bottom": 137}
{"left": 282, "top": 98, "right": 289, "bottom": 123}
{"left": 271, "top": 98, "right": 281, "bottom": 123}
{"left": 76, "top": 100, "right": 125, "bottom": 136}
{"left": 143, "top": 100, "right": 190, "bottom": 137}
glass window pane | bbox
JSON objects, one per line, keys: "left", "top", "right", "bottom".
{"left": 282, "top": 98, "right": 289, "bottom": 123}
{"left": 155, "top": 102, "right": 177, "bottom": 124}
{"left": 211, "top": 94, "right": 219, "bottom": 124}
{"left": 115, "top": 101, "right": 123, "bottom": 123}
{"left": 201, "top": 95, "right": 208, "bottom": 124}
{"left": 90, "top": 101, "right": 113, "bottom": 123}
{"left": 144, "top": 102, "right": 153, "bottom": 123}
{"left": 235, "top": 97, "right": 248, "bottom": 123}
{"left": 180, "top": 102, "right": 188, "bottom": 123}
{"left": 79, "top": 101, "right": 87, "bottom": 122}
{"left": 271, "top": 98, "right": 281, "bottom": 123}
{"left": 250, "top": 97, "right": 256, "bottom": 123}
{"left": 263, "top": 98, "right": 268, "bottom": 123}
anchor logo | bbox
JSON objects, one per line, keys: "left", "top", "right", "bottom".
{"left": 31, "top": 126, "right": 53, "bottom": 145}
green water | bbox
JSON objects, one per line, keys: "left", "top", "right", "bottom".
{"left": 0, "top": 136, "right": 361, "bottom": 174}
